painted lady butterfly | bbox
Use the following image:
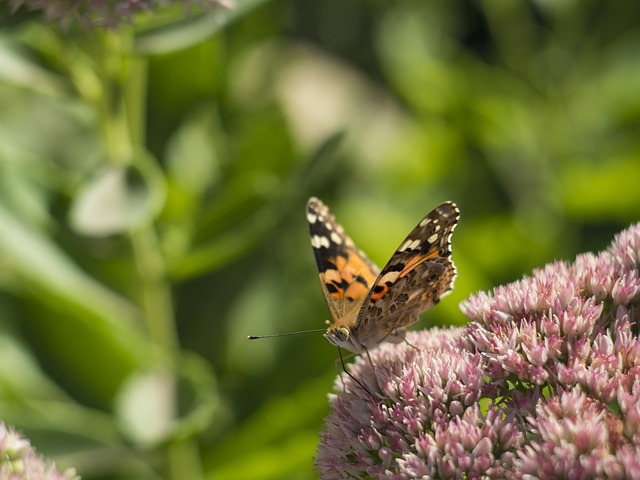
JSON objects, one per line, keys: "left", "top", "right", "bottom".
{"left": 307, "top": 197, "right": 459, "bottom": 354}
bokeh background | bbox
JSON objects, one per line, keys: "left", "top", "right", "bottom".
{"left": 1, "top": 0, "right": 640, "bottom": 478}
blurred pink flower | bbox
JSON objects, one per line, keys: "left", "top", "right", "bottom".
{"left": 316, "top": 223, "right": 640, "bottom": 479}
{"left": 0, "top": 423, "right": 79, "bottom": 480}
{"left": 9, "top": 0, "right": 234, "bottom": 28}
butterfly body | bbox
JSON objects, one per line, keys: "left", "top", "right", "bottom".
{"left": 307, "top": 197, "right": 459, "bottom": 354}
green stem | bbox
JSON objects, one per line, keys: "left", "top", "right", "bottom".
{"left": 88, "top": 29, "right": 178, "bottom": 352}
{"left": 131, "top": 225, "right": 179, "bottom": 353}
{"left": 73, "top": 26, "right": 202, "bottom": 480}
{"left": 97, "top": 30, "right": 134, "bottom": 164}
{"left": 167, "top": 438, "right": 204, "bottom": 480}
{"left": 121, "top": 52, "right": 198, "bottom": 475}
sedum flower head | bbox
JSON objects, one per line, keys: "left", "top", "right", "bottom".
{"left": 9, "top": 0, "right": 234, "bottom": 28}
{"left": 0, "top": 423, "right": 79, "bottom": 480}
{"left": 317, "top": 223, "right": 640, "bottom": 479}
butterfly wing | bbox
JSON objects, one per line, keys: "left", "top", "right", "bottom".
{"left": 352, "top": 201, "right": 459, "bottom": 348}
{"left": 307, "top": 197, "right": 380, "bottom": 323}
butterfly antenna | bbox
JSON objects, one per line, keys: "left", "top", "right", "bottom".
{"left": 247, "top": 328, "right": 325, "bottom": 340}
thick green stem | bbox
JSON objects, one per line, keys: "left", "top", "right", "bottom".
{"left": 87, "top": 30, "right": 177, "bottom": 352}
{"left": 167, "top": 437, "right": 204, "bottom": 480}
{"left": 96, "top": 31, "right": 134, "bottom": 164}
{"left": 131, "top": 225, "right": 179, "bottom": 353}
{"left": 73, "top": 27, "right": 203, "bottom": 480}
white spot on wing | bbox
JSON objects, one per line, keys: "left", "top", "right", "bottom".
{"left": 311, "top": 235, "right": 330, "bottom": 248}
{"left": 427, "top": 233, "right": 439, "bottom": 244}
{"left": 400, "top": 239, "right": 421, "bottom": 251}
{"left": 307, "top": 212, "right": 317, "bottom": 223}
{"left": 379, "top": 271, "right": 400, "bottom": 284}
{"left": 330, "top": 232, "right": 343, "bottom": 245}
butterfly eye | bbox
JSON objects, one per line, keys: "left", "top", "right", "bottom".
{"left": 336, "top": 327, "right": 350, "bottom": 342}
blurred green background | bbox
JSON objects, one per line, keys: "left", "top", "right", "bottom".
{"left": 1, "top": 0, "right": 639, "bottom": 478}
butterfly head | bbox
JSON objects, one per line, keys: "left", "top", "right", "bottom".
{"left": 324, "top": 324, "right": 364, "bottom": 353}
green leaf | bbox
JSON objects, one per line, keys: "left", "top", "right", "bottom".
{"left": 69, "top": 150, "right": 167, "bottom": 237}
{"left": 115, "top": 368, "right": 176, "bottom": 445}
{"left": 0, "top": 202, "right": 147, "bottom": 406}
{"left": 207, "top": 432, "right": 318, "bottom": 480}
{"left": 115, "top": 353, "right": 220, "bottom": 446}
{"left": 0, "top": 204, "right": 137, "bottom": 326}
{"left": 206, "top": 375, "right": 328, "bottom": 480}
{"left": 170, "top": 132, "right": 343, "bottom": 279}
{"left": 134, "top": 0, "right": 272, "bottom": 55}
{"left": 0, "top": 146, "right": 50, "bottom": 228}
{"left": 165, "top": 106, "right": 221, "bottom": 197}
{"left": 0, "top": 35, "right": 67, "bottom": 96}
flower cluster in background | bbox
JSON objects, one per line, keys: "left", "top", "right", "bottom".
{"left": 8, "top": 0, "right": 233, "bottom": 28}
{"left": 316, "top": 223, "right": 640, "bottom": 479}
{"left": 0, "top": 423, "right": 79, "bottom": 480}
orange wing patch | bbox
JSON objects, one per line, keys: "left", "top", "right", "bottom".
{"left": 307, "top": 197, "right": 380, "bottom": 322}
{"left": 320, "top": 252, "right": 378, "bottom": 301}
{"left": 368, "top": 251, "right": 438, "bottom": 302}
{"left": 400, "top": 250, "right": 438, "bottom": 277}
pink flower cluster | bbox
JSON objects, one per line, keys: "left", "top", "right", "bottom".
{"left": 316, "top": 223, "right": 640, "bottom": 479}
{"left": 9, "top": 0, "right": 233, "bottom": 28}
{"left": 0, "top": 423, "right": 79, "bottom": 480}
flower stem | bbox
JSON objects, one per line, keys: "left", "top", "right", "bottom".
{"left": 75, "top": 26, "right": 203, "bottom": 480}
{"left": 167, "top": 437, "right": 204, "bottom": 480}
{"left": 96, "top": 30, "right": 135, "bottom": 164}
{"left": 131, "top": 225, "right": 179, "bottom": 352}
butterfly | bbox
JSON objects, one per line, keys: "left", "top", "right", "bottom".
{"left": 307, "top": 197, "right": 459, "bottom": 354}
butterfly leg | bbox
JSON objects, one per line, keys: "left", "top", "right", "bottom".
{"left": 333, "top": 350, "right": 357, "bottom": 391}
{"left": 402, "top": 337, "right": 420, "bottom": 351}
{"left": 363, "top": 348, "right": 389, "bottom": 396}
{"left": 386, "top": 327, "right": 420, "bottom": 351}
{"left": 385, "top": 327, "right": 406, "bottom": 344}
{"left": 336, "top": 347, "right": 375, "bottom": 398}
